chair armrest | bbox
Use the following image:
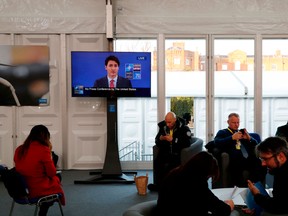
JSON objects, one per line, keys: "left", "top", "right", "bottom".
{"left": 153, "top": 137, "right": 204, "bottom": 165}
{"left": 181, "top": 137, "right": 203, "bottom": 165}
{"left": 122, "top": 200, "right": 157, "bottom": 216}
{"left": 221, "top": 152, "right": 230, "bottom": 187}
{"left": 249, "top": 133, "right": 261, "bottom": 143}
{"left": 152, "top": 145, "right": 159, "bottom": 161}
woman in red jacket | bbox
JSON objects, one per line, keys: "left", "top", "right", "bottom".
{"left": 14, "top": 124, "right": 65, "bottom": 216}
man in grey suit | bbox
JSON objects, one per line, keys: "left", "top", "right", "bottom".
{"left": 93, "top": 55, "right": 132, "bottom": 88}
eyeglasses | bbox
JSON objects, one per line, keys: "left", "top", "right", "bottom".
{"left": 259, "top": 155, "right": 275, "bottom": 162}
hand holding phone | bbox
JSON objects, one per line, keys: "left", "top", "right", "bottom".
{"left": 240, "top": 128, "right": 245, "bottom": 134}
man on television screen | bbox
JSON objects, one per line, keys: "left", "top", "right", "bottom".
{"left": 93, "top": 55, "right": 132, "bottom": 88}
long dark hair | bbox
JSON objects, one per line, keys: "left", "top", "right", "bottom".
{"left": 179, "top": 151, "right": 220, "bottom": 183}
{"left": 17, "top": 125, "right": 50, "bottom": 159}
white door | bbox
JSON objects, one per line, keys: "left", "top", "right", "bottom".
{"left": 0, "top": 34, "right": 63, "bottom": 168}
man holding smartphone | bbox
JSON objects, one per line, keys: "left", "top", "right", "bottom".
{"left": 214, "top": 113, "right": 266, "bottom": 187}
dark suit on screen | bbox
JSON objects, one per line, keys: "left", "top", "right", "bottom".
{"left": 93, "top": 76, "right": 132, "bottom": 88}
{"left": 275, "top": 122, "right": 288, "bottom": 142}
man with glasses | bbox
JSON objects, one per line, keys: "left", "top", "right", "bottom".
{"left": 248, "top": 136, "right": 288, "bottom": 215}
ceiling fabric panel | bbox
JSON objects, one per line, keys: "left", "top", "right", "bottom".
{"left": 115, "top": 0, "right": 288, "bottom": 35}
{"left": 0, "top": 0, "right": 106, "bottom": 33}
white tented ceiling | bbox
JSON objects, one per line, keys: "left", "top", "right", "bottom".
{"left": 115, "top": 0, "right": 288, "bottom": 35}
{"left": 0, "top": 0, "right": 288, "bottom": 35}
{"left": 0, "top": 0, "right": 106, "bottom": 33}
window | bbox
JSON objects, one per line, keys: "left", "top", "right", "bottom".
{"left": 262, "top": 38, "right": 288, "bottom": 139}
{"left": 114, "top": 39, "right": 157, "bottom": 165}
{"left": 113, "top": 36, "right": 288, "bottom": 166}
{"left": 213, "top": 38, "right": 255, "bottom": 135}
{"left": 165, "top": 38, "right": 206, "bottom": 142}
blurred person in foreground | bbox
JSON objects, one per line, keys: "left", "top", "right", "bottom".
{"left": 14, "top": 125, "right": 65, "bottom": 216}
{"left": 247, "top": 136, "right": 288, "bottom": 215}
{"left": 156, "top": 151, "right": 237, "bottom": 216}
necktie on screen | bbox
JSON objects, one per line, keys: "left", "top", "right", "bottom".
{"left": 110, "top": 79, "right": 115, "bottom": 88}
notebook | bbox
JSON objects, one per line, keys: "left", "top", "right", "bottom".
{"left": 240, "top": 181, "right": 270, "bottom": 216}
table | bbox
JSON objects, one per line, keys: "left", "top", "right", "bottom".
{"left": 212, "top": 187, "right": 247, "bottom": 206}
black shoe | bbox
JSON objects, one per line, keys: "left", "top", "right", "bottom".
{"left": 147, "top": 183, "right": 158, "bottom": 192}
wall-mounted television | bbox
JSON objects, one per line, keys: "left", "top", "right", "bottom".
{"left": 0, "top": 45, "right": 50, "bottom": 106}
{"left": 71, "top": 51, "right": 151, "bottom": 98}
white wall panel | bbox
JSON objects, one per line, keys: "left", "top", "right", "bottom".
{"left": 0, "top": 34, "right": 63, "bottom": 168}
{"left": 66, "top": 34, "right": 108, "bottom": 169}
{"left": 0, "top": 108, "right": 14, "bottom": 167}
{"left": 0, "top": 34, "right": 14, "bottom": 167}
{"left": 14, "top": 34, "right": 64, "bottom": 167}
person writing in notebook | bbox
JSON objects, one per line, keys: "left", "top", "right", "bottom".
{"left": 247, "top": 136, "right": 288, "bottom": 215}
{"left": 93, "top": 55, "right": 132, "bottom": 88}
{"left": 147, "top": 111, "right": 192, "bottom": 191}
{"left": 214, "top": 113, "right": 266, "bottom": 187}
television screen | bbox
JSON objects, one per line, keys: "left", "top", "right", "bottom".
{"left": 0, "top": 45, "right": 50, "bottom": 106}
{"left": 71, "top": 51, "right": 151, "bottom": 98}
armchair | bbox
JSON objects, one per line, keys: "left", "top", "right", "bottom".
{"left": 205, "top": 133, "right": 263, "bottom": 188}
{"left": 152, "top": 137, "right": 203, "bottom": 185}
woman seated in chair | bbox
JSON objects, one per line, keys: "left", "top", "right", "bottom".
{"left": 14, "top": 124, "right": 65, "bottom": 216}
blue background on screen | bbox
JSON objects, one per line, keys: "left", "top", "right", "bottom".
{"left": 71, "top": 51, "right": 151, "bottom": 88}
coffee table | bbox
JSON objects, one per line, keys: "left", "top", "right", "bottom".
{"left": 212, "top": 187, "right": 247, "bottom": 206}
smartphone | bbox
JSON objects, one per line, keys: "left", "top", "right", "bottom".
{"left": 240, "top": 128, "right": 245, "bottom": 133}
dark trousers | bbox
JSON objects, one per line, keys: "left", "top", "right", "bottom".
{"left": 229, "top": 155, "right": 267, "bottom": 187}
{"left": 38, "top": 202, "right": 54, "bottom": 216}
{"left": 38, "top": 153, "right": 61, "bottom": 216}
{"left": 154, "top": 153, "right": 181, "bottom": 186}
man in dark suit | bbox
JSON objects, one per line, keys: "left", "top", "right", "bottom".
{"left": 275, "top": 122, "right": 288, "bottom": 142}
{"left": 214, "top": 113, "right": 266, "bottom": 187}
{"left": 93, "top": 55, "right": 132, "bottom": 88}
